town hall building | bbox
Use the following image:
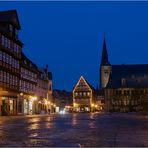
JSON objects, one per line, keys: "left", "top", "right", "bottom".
{"left": 100, "top": 37, "right": 148, "bottom": 112}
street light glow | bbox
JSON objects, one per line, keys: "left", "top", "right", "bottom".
{"left": 32, "top": 96, "right": 37, "bottom": 101}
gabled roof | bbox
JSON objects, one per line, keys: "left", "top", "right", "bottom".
{"left": 73, "top": 76, "right": 94, "bottom": 92}
{"left": 107, "top": 64, "right": 148, "bottom": 88}
{"left": 0, "top": 10, "right": 21, "bottom": 29}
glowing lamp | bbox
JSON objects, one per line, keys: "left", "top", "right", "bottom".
{"left": 32, "top": 96, "right": 37, "bottom": 101}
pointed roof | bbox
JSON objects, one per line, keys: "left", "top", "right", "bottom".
{"left": 0, "top": 10, "right": 21, "bottom": 29}
{"left": 73, "top": 75, "right": 94, "bottom": 92}
{"left": 100, "top": 35, "right": 110, "bottom": 66}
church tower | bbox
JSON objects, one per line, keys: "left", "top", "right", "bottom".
{"left": 100, "top": 36, "right": 111, "bottom": 88}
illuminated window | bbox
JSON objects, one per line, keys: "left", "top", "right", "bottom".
{"left": 87, "top": 92, "right": 90, "bottom": 96}
{"left": 9, "top": 100, "right": 13, "bottom": 113}
{"left": 75, "top": 92, "right": 78, "bottom": 96}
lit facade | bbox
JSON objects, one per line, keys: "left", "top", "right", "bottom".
{"left": 73, "top": 76, "right": 95, "bottom": 112}
{"left": 36, "top": 65, "right": 53, "bottom": 114}
{"left": 0, "top": 10, "right": 23, "bottom": 116}
{"left": 0, "top": 9, "right": 53, "bottom": 116}
{"left": 18, "top": 53, "right": 38, "bottom": 115}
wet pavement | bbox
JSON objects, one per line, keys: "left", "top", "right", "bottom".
{"left": 0, "top": 113, "right": 148, "bottom": 147}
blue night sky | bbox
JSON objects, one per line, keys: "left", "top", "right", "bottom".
{"left": 0, "top": 1, "right": 148, "bottom": 91}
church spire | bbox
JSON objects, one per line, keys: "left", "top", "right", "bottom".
{"left": 101, "top": 35, "right": 110, "bottom": 66}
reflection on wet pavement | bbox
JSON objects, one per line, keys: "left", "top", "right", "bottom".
{"left": 0, "top": 113, "right": 148, "bottom": 147}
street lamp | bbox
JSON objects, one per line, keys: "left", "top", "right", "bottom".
{"left": 73, "top": 103, "right": 78, "bottom": 107}
{"left": 32, "top": 96, "right": 37, "bottom": 101}
{"left": 44, "top": 100, "right": 48, "bottom": 105}
{"left": 91, "top": 103, "right": 95, "bottom": 107}
{"left": 20, "top": 92, "right": 23, "bottom": 96}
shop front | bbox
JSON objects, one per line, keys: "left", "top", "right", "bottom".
{"left": 0, "top": 96, "right": 17, "bottom": 116}
{"left": 17, "top": 94, "right": 37, "bottom": 115}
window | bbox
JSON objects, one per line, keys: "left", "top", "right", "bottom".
{"left": 119, "top": 100, "right": 121, "bottom": 105}
{"left": 9, "top": 24, "right": 13, "bottom": 32}
{"left": 8, "top": 39, "right": 10, "bottom": 49}
{"left": 75, "top": 92, "right": 78, "bottom": 96}
{"left": 6, "top": 73, "right": 9, "bottom": 83}
{"left": 104, "top": 70, "right": 109, "bottom": 78}
{"left": 87, "top": 92, "right": 90, "bottom": 96}
{"left": 127, "top": 90, "right": 130, "bottom": 95}
{"left": 2, "top": 35, "right": 5, "bottom": 46}
{"left": 121, "top": 78, "right": 126, "bottom": 86}
{"left": 4, "top": 37, "right": 8, "bottom": 48}
{"left": 124, "top": 100, "right": 126, "bottom": 105}
{"left": 6, "top": 54, "right": 9, "bottom": 64}
{"left": 3, "top": 52, "right": 5, "bottom": 62}
{"left": 131, "top": 100, "right": 134, "bottom": 105}
{"left": 9, "top": 75, "right": 12, "bottom": 85}
{"left": 83, "top": 92, "right": 86, "bottom": 96}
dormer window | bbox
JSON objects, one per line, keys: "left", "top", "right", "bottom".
{"left": 121, "top": 78, "right": 126, "bottom": 86}
{"left": 9, "top": 24, "right": 13, "bottom": 32}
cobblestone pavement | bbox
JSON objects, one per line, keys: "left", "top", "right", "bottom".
{"left": 0, "top": 113, "right": 148, "bottom": 147}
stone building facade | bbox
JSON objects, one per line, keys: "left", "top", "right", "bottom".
{"left": 100, "top": 37, "right": 148, "bottom": 112}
